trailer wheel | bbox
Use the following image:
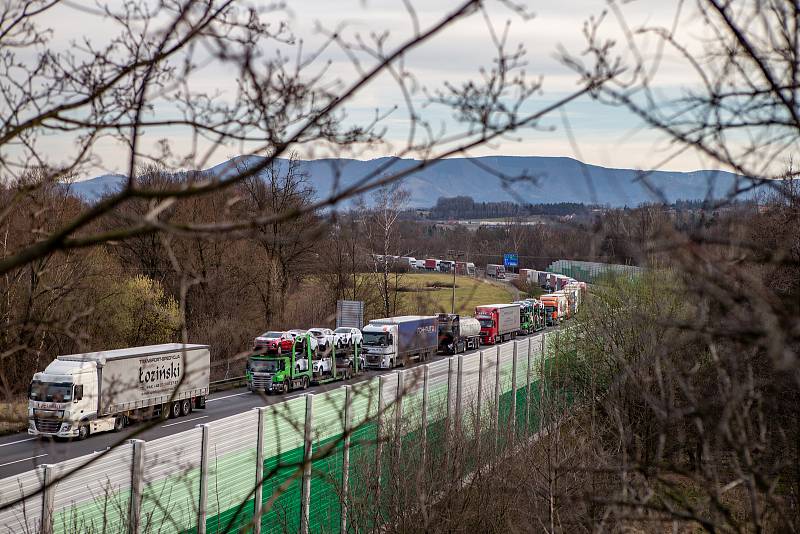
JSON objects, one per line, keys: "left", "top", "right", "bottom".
{"left": 169, "top": 401, "right": 181, "bottom": 419}
{"left": 180, "top": 399, "right": 192, "bottom": 417}
{"left": 113, "top": 416, "right": 125, "bottom": 432}
{"left": 302, "top": 376, "right": 309, "bottom": 390}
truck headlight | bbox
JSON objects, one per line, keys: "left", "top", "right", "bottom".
{"left": 61, "top": 423, "right": 71, "bottom": 431}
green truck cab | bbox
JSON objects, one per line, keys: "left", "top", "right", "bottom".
{"left": 246, "top": 334, "right": 314, "bottom": 394}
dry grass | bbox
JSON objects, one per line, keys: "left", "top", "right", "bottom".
{"left": 0, "top": 399, "right": 28, "bottom": 435}
{"left": 398, "top": 273, "right": 514, "bottom": 315}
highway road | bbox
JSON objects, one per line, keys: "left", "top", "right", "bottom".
{"left": 0, "top": 325, "right": 558, "bottom": 480}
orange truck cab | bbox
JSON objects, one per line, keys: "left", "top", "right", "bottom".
{"left": 540, "top": 295, "right": 560, "bottom": 326}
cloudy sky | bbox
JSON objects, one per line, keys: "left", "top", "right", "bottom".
{"left": 31, "top": 1, "right": 726, "bottom": 177}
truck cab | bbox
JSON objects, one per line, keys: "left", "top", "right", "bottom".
{"left": 29, "top": 359, "right": 98, "bottom": 440}
{"left": 246, "top": 334, "right": 313, "bottom": 394}
{"left": 363, "top": 316, "right": 437, "bottom": 369}
{"left": 476, "top": 311, "right": 498, "bottom": 344}
{"left": 362, "top": 323, "right": 397, "bottom": 369}
{"left": 541, "top": 295, "right": 563, "bottom": 325}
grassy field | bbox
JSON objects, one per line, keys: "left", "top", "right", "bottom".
{"left": 396, "top": 273, "right": 513, "bottom": 315}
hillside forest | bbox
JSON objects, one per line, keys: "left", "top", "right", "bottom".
{"left": 1, "top": 163, "right": 795, "bottom": 391}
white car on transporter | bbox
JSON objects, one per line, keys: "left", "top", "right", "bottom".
{"left": 333, "top": 327, "right": 362, "bottom": 348}
{"left": 308, "top": 328, "right": 336, "bottom": 351}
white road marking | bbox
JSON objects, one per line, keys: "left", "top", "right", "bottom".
{"left": 161, "top": 416, "right": 208, "bottom": 428}
{"left": 0, "top": 454, "right": 47, "bottom": 467}
{"left": 0, "top": 437, "right": 37, "bottom": 448}
{"left": 206, "top": 392, "right": 251, "bottom": 403}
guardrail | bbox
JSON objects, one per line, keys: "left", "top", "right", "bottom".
{"left": 209, "top": 375, "right": 246, "bottom": 392}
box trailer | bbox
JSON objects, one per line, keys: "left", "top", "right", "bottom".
{"left": 486, "top": 264, "right": 506, "bottom": 279}
{"left": 362, "top": 315, "right": 438, "bottom": 368}
{"left": 538, "top": 271, "right": 549, "bottom": 288}
{"left": 28, "top": 343, "right": 210, "bottom": 440}
{"left": 424, "top": 258, "right": 438, "bottom": 271}
{"left": 475, "top": 303, "right": 520, "bottom": 344}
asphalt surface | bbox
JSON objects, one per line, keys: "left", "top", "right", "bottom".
{"left": 0, "top": 325, "right": 559, "bottom": 480}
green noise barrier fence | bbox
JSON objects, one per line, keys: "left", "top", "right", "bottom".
{"left": 0, "top": 331, "right": 573, "bottom": 534}
{"left": 547, "top": 259, "right": 642, "bottom": 283}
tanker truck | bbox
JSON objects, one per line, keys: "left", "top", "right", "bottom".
{"left": 437, "top": 313, "right": 481, "bottom": 354}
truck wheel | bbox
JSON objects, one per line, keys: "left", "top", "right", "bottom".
{"left": 302, "top": 376, "right": 309, "bottom": 390}
{"left": 180, "top": 399, "right": 192, "bottom": 417}
{"left": 170, "top": 401, "right": 181, "bottom": 419}
{"left": 77, "top": 423, "right": 89, "bottom": 441}
{"left": 113, "top": 416, "right": 125, "bottom": 432}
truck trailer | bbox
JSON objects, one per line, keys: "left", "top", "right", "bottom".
{"left": 486, "top": 264, "right": 506, "bottom": 279}
{"left": 437, "top": 314, "right": 481, "bottom": 354}
{"left": 538, "top": 271, "right": 549, "bottom": 288}
{"left": 519, "top": 269, "right": 536, "bottom": 283}
{"left": 28, "top": 343, "right": 210, "bottom": 440}
{"left": 475, "top": 303, "right": 520, "bottom": 344}
{"left": 362, "top": 315, "right": 438, "bottom": 369}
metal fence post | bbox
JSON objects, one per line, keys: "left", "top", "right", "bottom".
{"left": 511, "top": 342, "right": 518, "bottom": 438}
{"left": 375, "top": 375, "right": 387, "bottom": 524}
{"left": 445, "top": 357, "right": 456, "bottom": 442}
{"left": 300, "top": 394, "right": 314, "bottom": 534}
{"left": 341, "top": 385, "right": 353, "bottom": 534}
{"left": 395, "top": 370, "right": 405, "bottom": 441}
{"left": 254, "top": 408, "right": 266, "bottom": 534}
{"left": 476, "top": 351, "right": 485, "bottom": 450}
{"left": 197, "top": 424, "right": 210, "bottom": 534}
{"left": 525, "top": 337, "right": 533, "bottom": 434}
{"left": 540, "top": 334, "right": 547, "bottom": 433}
{"left": 41, "top": 464, "right": 54, "bottom": 534}
{"left": 129, "top": 439, "right": 145, "bottom": 534}
{"left": 421, "top": 364, "right": 430, "bottom": 468}
{"left": 455, "top": 355, "right": 464, "bottom": 436}
{"left": 493, "top": 346, "right": 501, "bottom": 454}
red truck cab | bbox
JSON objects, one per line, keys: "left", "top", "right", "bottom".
{"left": 476, "top": 309, "right": 499, "bottom": 344}
{"left": 475, "top": 303, "right": 521, "bottom": 345}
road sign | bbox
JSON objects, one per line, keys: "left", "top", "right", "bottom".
{"left": 336, "top": 300, "right": 364, "bottom": 329}
{"left": 503, "top": 253, "right": 518, "bottom": 268}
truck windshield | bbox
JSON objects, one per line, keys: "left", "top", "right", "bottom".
{"left": 478, "top": 318, "right": 494, "bottom": 328}
{"left": 363, "top": 332, "right": 389, "bottom": 346}
{"left": 29, "top": 381, "right": 72, "bottom": 402}
{"left": 249, "top": 359, "right": 283, "bottom": 372}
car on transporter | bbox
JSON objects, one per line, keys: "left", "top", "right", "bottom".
{"left": 308, "top": 327, "right": 336, "bottom": 351}
{"left": 333, "top": 326, "right": 363, "bottom": 348}
{"left": 253, "top": 331, "right": 294, "bottom": 353}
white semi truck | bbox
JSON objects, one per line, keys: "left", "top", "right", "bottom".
{"left": 362, "top": 316, "right": 438, "bottom": 369}
{"left": 28, "top": 343, "right": 210, "bottom": 440}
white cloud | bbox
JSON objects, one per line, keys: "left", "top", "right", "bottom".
{"left": 16, "top": 0, "right": 726, "bottom": 178}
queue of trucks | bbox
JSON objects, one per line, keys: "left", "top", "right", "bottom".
{"left": 26, "top": 267, "right": 585, "bottom": 441}
{"left": 371, "top": 254, "right": 477, "bottom": 275}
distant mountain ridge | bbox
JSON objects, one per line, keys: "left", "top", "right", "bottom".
{"left": 67, "top": 155, "right": 751, "bottom": 207}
